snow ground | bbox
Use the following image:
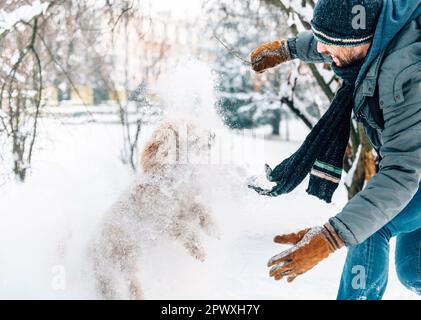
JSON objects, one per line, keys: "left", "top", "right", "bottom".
{"left": 0, "top": 118, "right": 418, "bottom": 300}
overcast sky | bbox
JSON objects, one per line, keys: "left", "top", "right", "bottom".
{"left": 147, "top": 0, "right": 204, "bottom": 18}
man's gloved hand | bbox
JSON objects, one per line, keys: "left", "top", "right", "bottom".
{"left": 247, "top": 163, "right": 284, "bottom": 196}
{"left": 250, "top": 40, "right": 291, "bottom": 73}
{"left": 268, "top": 223, "right": 344, "bottom": 282}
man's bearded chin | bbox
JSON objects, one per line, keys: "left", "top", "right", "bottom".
{"left": 334, "top": 50, "right": 368, "bottom": 67}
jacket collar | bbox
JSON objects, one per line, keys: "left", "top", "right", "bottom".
{"left": 358, "top": 50, "right": 386, "bottom": 97}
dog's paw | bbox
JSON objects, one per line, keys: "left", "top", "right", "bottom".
{"left": 193, "top": 247, "right": 206, "bottom": 262}
{"left": 186, "top": 242, "right": 206, "bottom": 262}
{"left": 199, "top": 213, "right": 217, "bottom": 235}
{"left": 195, "top": 252, "right": 206, "bottom": 262}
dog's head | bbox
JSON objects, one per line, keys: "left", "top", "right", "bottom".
{"left": 140, "top": 121, "right": 215, "bottom": 174}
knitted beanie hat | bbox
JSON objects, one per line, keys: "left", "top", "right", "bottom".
{"left": 311, "top": 0, "right": 383, "bottom": 47}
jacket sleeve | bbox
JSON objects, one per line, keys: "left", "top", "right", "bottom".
{"left": 329, "top": 72, "right": 421, "bottom": 246}
{"left": 288, "top": 31, "right": 332, "bottom": 64}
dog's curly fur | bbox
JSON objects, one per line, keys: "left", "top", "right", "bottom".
{"left": 90, "top": 121, "right": 215, "bottom": 300}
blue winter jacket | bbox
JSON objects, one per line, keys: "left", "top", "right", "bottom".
{"left": 288, "top": 0, "right": 421, "bottom": 246}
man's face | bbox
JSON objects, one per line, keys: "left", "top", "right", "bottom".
{"left": 317, "top": 42, "right": 371, "bottom": 67}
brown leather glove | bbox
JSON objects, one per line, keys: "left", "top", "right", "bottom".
{"left": 268, "top": 223, "right": 344, "bottom": 282}
{"left": 250, "top": 40, "right": 291, "bottom": 73}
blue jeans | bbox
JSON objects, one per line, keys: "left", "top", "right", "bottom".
{"left": 337, "top": 183, "right": 421, "bottom": 300}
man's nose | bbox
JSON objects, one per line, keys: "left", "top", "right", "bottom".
{"left": 317, "top": 42, "right": 328, "bottom": 54}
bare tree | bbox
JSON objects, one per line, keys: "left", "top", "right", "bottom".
{"left": 0, "top": 0, "right": 160, "bottom": 179}
{"left": 85, "top": 1, "right": 168, "bottom": 170}
{"left": 0, "top": 1, "right": 62, "bottom": 181}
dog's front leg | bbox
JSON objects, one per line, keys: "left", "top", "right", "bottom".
{"left": 190, "top": 201, "right": 216, "bottom": 237}
{"left": 168, "top": 217, "right": 206, "bottom": 262}
{"left": 181, "top": 228, "right": 206, "bottom": 262}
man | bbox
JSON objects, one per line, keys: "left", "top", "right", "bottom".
{"left": 249, "top": 0, "right": 421, "bottom": 299}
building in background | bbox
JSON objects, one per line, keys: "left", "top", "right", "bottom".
{"left": 56, "top": 12, "right": 213, "bottom": 107}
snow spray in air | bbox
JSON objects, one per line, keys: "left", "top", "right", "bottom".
{"left": 151, "top": 59, "right": 265, "bottom": 167}
{"left": 153, "top": 59, "right": 223, "bottom": 131}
